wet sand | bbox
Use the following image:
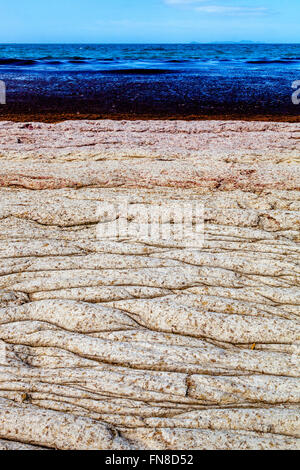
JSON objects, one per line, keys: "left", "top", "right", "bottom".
{"left": 1, "top": 69, "right": 300, "bottom": 122}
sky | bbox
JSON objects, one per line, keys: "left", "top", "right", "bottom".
{"left": 0, "top": 0, "right": 299, "bottom": 44}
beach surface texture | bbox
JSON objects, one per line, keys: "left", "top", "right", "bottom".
{"left": 0, "top": 119, "right": 299, "bottom": 450}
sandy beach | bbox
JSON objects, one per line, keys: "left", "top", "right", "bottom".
{"left": 0, "top": 119, "right": 299, "bottom": 450}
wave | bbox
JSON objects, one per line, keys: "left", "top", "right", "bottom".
{"left": 102, "top": 68, "right": 175, "bottom": 75}
{"left": 0, "top": 58, "right": 37, "bottom": 65}
{"left": 0, "top": 55, "right": 299, "bottom": 70}
{"left": 68, "top": 59, "right": 89, "bottom": 64}
{"left": 165, "top": 59, "right": 193, "bottom": 63}
{"left": 246, "top": 59, "right": 298, "bottom": 64}
{"left": 43, "top": 60, "right": 62, "bottom": 64}
{"left": 97, "top": 58, "right": 115, "bottom": 62}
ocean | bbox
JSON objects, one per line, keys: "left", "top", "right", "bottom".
{"left": 1, "top": 43, "right": 300, "bottom": 119}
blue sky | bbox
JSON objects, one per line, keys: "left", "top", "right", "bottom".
{"left": 0, "top": 0, "right": 299, "bottom": 43}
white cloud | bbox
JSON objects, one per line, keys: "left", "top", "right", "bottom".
{"left": 195, "top": 5, "right": 268, "bottom": 15}
{"left": 165, "top": 0, "right": 206, "bottom": 3}
{"left": 164, "top": 1, "right": 270, "bottom": 16}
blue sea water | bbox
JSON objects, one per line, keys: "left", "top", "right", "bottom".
{"left": 1, "top": 43, "right": 300, "bottom": 72}
{"left": 0, "top": 44, "right": 300, "bottom": 117}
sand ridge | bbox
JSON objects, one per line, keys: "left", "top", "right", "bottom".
{"left": 0, "top": 120, "right": 299, "bottom": 450}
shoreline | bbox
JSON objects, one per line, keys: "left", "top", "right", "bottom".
{"left": 1, "top": 112, "right": 300, "bottom": 123}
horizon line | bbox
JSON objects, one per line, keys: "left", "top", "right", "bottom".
{"left": 1, "top": 41, "right": 300, "bottom": 45}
